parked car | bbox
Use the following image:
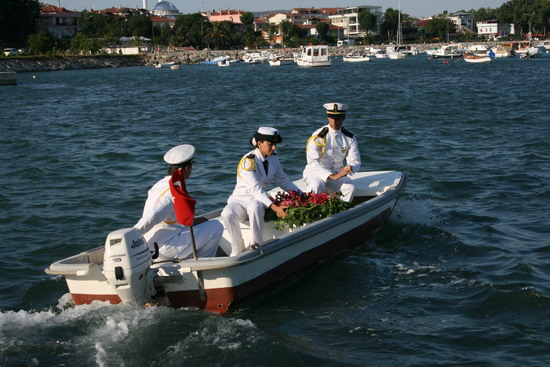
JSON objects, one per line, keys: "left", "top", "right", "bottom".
{"left": 3, "top": 48, "right": 18, "bottom": 56}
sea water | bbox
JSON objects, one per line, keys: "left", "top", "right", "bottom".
{"left": 1, "top": 55, "right": 549, "bottom": 366}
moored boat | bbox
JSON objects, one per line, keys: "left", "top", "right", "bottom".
{"left": 429, "top": 44, "right": 464, "bottom": 59}
{"left": 342, "top": 53, "right": 372, "bottom": 62}
{"left": 154, "top": 61, "right": 176, "bottom": 68}
{"left": 45, "top": 171, "right": 406, "bottom": 313}
{"left": 268, "top": 57, "right": 294, "bottom": 66}
{"left": 295, "top": 45, "right": 331, "bottom": 67}
{"left": 463, "top": 54, "right": 492, "bottom": 63}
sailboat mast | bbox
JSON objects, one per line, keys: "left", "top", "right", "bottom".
{"left": 397, "top": 1, "right": 401, "bottom": 45}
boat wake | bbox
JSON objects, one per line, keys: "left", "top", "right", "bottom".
{"left": 0, "top": 295, "right": 266, "bottom": 366}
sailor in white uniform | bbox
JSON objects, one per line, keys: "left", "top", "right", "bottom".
{"left": 303, "top": 103, "right": 361, "bottom": 202}
{"left": 134, "top": 144, "right": 223, "bottom": 260}
{"left": 221, "top": 127, "right": 301, "bottom": 256}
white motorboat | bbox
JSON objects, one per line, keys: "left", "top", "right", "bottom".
{"left": 342, "top": 53, "right": 372, "bottom": 62}
{"left": 45, "top": 171, "right": 406, "bottom": 313}
{"left": 295, "top": 45, "right": 331, "bottom": 67}
{"left": 429, "top": 45, "right": 464, "bottom": 59}
{"left": 386, "top": 46, "right": 406, "bottom": 60}
{"left": 372, "top": 49, "right": 387, "bottom": 58}
{"left": 464, "top": 44, "right": 490, "bottom": 57}
{"left": 243, "top": 52, "right": 269, "bottom": 64}
{"left": 170, "top": 64, "right": 181, "bottom": 70}
{"left": 516, "top": 46, "right": 543, "bottom": 59}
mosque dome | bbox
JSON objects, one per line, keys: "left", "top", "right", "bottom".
{"left": 152, "top": 1, "right": 180, "bottom": 18}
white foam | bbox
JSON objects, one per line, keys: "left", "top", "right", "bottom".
{"left": 393, "top": 196, "right": 444, "bottom": 226}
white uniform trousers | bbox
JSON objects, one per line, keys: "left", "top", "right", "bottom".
{"left": 221, "top": 199, "right": 266, "bottom": 256}
{"left": 303, "top": 174, "right": 356, "bottom": 203}
{"left": 156, "top": 220, "right": 223, "bottom": 261}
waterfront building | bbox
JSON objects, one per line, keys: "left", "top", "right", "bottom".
{"left": 39, "top": 4, "right": 80, "bottom": 40}
{"left": 476, "top": 20, "right": 515, "bottom": 38}
{"left": 202, "top": 9, "right": 247, "bottom": 24}
{"left": 446, "top": 12, "right": 475, "bottom": 33}
{"left": 328, "top": 6, "right": 383, "bottom": 40}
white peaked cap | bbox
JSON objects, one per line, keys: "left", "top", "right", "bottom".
{"left": 323, "top": 102, "right": 349, "bottom": 113}
{"left": 163, "top": 144, "right": 195, "bottom": 165}
{"left": 257, "top": 127, "right": 279, "bottom": 135}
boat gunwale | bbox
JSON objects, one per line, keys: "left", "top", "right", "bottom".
{"left": 165, "top": 171, "right": 407, "bottom": 272}
{"left": 45, "top": 171, "right": 407, "bottom": 275}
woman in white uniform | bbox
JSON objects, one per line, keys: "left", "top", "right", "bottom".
{"left": 134, "top": 144, "right": 223, "bottom": 260}
{"left": 303, "top": 103, "right": 361, "bottom": 202}
{"left": 221, "top": 127, "right": 301, "bottom": 256}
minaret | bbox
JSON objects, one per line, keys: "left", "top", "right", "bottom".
{"left": 142, "top": 0, "right": 147, "bottom": 9}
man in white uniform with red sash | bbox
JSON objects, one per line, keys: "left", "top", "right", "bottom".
{"left": 134, "top": 144, "right": 223, "bottom": 260}
{"left": 303, "top": 103, "right": 361, "bottom": 203}
{"left": 221, "top": 127, "right": 301, "bottom": 257}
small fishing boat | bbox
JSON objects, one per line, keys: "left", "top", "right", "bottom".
{"left": 154, "top": 61, "right": 176, "bottom": 68}
{"left": 268, "top": 57, "right": 294, "bottom": 66}
{"left": 342, "top": 53, "right": 372, "bottom": 62}
{"left": 463, "top": 54, "right": 492, "bottom": 63}
{"left": 45, "top": 170, "right": 406, "bottom": 313}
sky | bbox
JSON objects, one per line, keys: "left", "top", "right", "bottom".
{"left": 57, "top": 0, "right": 508, "bottom": 18}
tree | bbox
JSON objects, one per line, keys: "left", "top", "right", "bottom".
{"left": 126, "top": 14, "right": 152, "bottom": 39}
{"left": 358, "top": 10, "right": 377, "bottom": 36}
{"left": 316, "top": 22, "right": 330, "bottom": 41}
{"left": 0, "top": 0, "right": 40, "bottom": 48}
{"left": 280, "top": 20, "right": 307, "bottom": 46}
{"left": 79, "top": 11, "right": 109, "bottom": 37}
{"left": 173, "top": 13, "right": 210, "bottom": 48}
{"left": 27, "top": 32, "right": 56, "bottom": 54}
{"left": 425, "top": 18, "right": 456, "bottom": 40}
{"left": 204, "top": 22, "right": 231, "bottom": 49}
{"left": 381, "top": 8, "right": 399, "bottom": 41}
{"left": 498, "top": 0, "right": 550, "bottom": 36}
{"left": 240, "top": 11, "right": 255, "bottom": 34}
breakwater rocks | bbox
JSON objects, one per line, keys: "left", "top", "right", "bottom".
{"left": 0, "top": 55, "right": 145, "bottom": 73}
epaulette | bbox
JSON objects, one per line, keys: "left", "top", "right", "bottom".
{"left": 317, "top": 127, "right": 329, "bottom": 138}
{"left": 246, "top": 153, "right": 255, "bottom": 159}
{"left": 341, "top": 127, "right": 354, "bottom": 138}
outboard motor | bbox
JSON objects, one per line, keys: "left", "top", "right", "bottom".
{"left": 102, "top": 228, "right": 154, "bottom": 305}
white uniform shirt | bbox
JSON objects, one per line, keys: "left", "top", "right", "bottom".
{"left": 227, "top": 148, "right": 300, "bottom": 207}
{"left": 304, "top": 124, "right": 361, "bottom": 182}
{"left": 134, "top": 176, "right": 184, "bottom": 249}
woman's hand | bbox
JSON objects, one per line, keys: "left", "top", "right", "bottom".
{"left": 270, "top": 203, "right": 289, "bottom": 218}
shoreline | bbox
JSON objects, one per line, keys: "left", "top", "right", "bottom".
{"left": 0, "top": 42, "right": 506, "bottom": 73}
{"left": 0, "top": 55, "right": 145, "bottom": 73}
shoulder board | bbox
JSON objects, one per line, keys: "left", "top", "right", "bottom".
{"left": 341, "top": 127, "right": 354, "bottom": 138}
{"left": 317, "top": 127, "right": 329, "bottom": 138}
{"left": 246, "top": 153, "right": 255, "bottom": 159}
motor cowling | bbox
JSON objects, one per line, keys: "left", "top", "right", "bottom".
{"left": 102, "top": 228, "right": 154, "bottom": 305}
